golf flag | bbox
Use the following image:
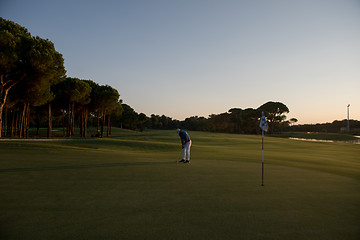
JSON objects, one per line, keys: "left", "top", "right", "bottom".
{"left": 259, "top": 112, "right": 268, "bottom": 132}
{"left": 259, "top": 112, "right": 268, "bottom": 186}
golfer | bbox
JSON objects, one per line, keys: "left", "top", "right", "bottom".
{"left": 176, "top": 129, "right": 192, "bottom": 163}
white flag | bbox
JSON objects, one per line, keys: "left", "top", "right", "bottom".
{"left": 259, "top": 112, "right": 268, "bottom": 132}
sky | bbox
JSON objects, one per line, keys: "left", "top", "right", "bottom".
{"left": 1, "top": 0, "right": 359, "bottom": 124}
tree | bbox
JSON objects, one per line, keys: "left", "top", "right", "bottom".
{"left": 12, "top": 38, "right": 65, "bottom": 138}
{"left": 108, "top": 100, "right": 124, "bottom": 134}
{"left": 84, "top": 80, "right": 101, "bottom": 133}
{"left": 150, "top": 114, "right": 162, "bottom": 129}
{"left": 208, "top": 113, "right": 231, "bottom": 133}
{"left": 91, "top": 85, "right": 120, "bottom": 137}
{"left": 119, "top": 104, "right": 139, "bottom": 130}
{"left": 289, "top": 118, "right": 298, "bottom": 126}
{"left": 182, "top": 116, "right": 208, "bottom": 131}
{"left": 137, "top": 113, "right": 148, "bottom": 131}
{"left": 0, "top": 18, "right": 65, "bottom": 137}
{"left": 53, "top": 78, "right": 91, "bottom": 137}
{"left": 258, "top": 101, "right": 289, "bottom": 133}
{"left": 0, "top": 18, "right": 32, "bottom": 137}
{"left": 228, "top": 108, "right": 260, "bottom": 134}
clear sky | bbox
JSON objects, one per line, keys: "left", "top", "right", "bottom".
{"left": 1, "top": 0, "right": 359, "bottom": 124}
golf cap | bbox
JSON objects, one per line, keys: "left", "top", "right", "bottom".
{"left": 176, "top": 129, "right": 180, "bottom": 134}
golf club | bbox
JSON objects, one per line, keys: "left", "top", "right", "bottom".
{"left": 175, "top": 148, "right": 182, "bottom": 163}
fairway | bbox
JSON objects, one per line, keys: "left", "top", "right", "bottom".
{"left": 0, "top": 129, "right": 359, "bottom": 240}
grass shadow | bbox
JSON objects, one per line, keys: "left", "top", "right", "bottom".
{"left": 0, "top": 161, "right": 171, "bottom": 173}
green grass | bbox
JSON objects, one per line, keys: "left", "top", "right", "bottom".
{"left": 0, "top": 129, "right": 359, "bottom": 239}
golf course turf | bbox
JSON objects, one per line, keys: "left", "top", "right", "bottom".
{"left": 0, "top": 129, "right": 359, "bottom": 239}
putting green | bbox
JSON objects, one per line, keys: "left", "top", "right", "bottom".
{"left": 0, "top": 129, "right": 359, "bottom": 239}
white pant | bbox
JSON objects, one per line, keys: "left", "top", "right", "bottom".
{"left": 182, "top": 140, "right": 192, "bottom": 161}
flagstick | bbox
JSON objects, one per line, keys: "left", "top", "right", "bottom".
{"left": 261, "top": 129, "right": 264, "bottom": 186}
{"left": 259, "top": 112, "right": 267, "bottom": 187}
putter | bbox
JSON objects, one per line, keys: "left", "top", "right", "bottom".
{"left": 176, "top": 148, "right": 182, "bottom": 163}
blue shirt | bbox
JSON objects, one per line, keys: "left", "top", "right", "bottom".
{"left": 179, "top": 130, "right": 191, "bottom": 142}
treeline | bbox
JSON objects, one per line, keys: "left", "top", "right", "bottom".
{"left": 117, "top": 101, "right": 294, "bottom": 134}
{"left": 286, "top": 120, "right": 360, "bottom": 134}
{"left": 2, "top": 76, "right": 124, "bottom": 138}
{"left": 1, "top": 18, "right": 127, "bottom": 138}
{"left": 180, "top": 101, "right": 293, "bottom": 134}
